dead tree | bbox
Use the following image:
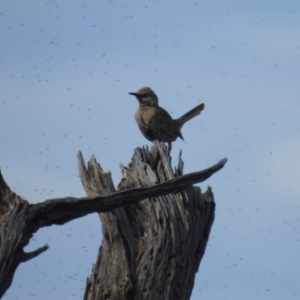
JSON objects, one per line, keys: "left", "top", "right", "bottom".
{"left": 0, "top": 142, "right": 227, "bottom": 299}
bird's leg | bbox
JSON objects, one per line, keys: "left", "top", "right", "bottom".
{"left": 167, "top": 142, "right": 172, "bottom": 154}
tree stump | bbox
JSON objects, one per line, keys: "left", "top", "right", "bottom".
{"left": 0, "top": 141, "right": 226, "bottom": 298}
{"left": 82, "top": 143, "right": 217, "bottom": 300}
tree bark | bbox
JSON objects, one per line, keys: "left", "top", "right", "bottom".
{"left": 0, "top": 142, "right": 227, "bottom": 298}
{"left": 82, "top": 143, "right": 221, "bottom": 300}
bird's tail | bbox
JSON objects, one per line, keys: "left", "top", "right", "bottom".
{"left": 175, "top": 103, "right": 205, "bottom": 128}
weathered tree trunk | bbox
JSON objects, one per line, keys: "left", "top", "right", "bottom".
{"left": 0, "top": 142, "right": 226, "bottom": 298}
{"left": 82, "top": 143, "right": 217, "bottom": 300}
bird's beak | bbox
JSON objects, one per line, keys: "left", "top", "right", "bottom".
{"left": 128, "top": 92, "right": 137, "bottom": 96}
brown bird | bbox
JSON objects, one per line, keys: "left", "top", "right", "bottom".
{"left": 129, "top": 87, "right": 204, "bottom": 151}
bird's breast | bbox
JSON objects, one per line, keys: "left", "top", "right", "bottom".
{"left": 135, "top": 106, "right": 157, "bottom": 125}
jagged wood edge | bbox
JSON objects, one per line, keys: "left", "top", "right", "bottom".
{"left": 82, "top": 144, "right": 221, "bottom": 300}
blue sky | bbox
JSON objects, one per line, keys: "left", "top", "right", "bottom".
{"left": 1, "top": 1, "right": 300, "bottom": 299}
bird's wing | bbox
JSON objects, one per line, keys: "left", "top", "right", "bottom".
{"left": 147, "top": 107, "right": 182, "bottom": 142}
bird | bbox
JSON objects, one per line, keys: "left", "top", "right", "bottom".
{"left": 129, "top": 87, "right": 205, "bottom": 151}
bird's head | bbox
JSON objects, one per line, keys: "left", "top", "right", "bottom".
{"left": 129, "top": 87, "right": 158, "bottom": 107}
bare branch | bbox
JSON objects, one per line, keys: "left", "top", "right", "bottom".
{"left": 27, "top": 156, "right": 227, "bottom": 228}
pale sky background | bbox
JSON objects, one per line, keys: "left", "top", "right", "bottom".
{"left": 1, "top": 1, "right": 300, "bottom": 299}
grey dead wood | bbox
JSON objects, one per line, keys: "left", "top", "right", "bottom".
{"left": 0, "top": 142, "right": 227, "bottom": 298}
{"left": 82, "top": 142, "right": 225, "bottom": 300}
